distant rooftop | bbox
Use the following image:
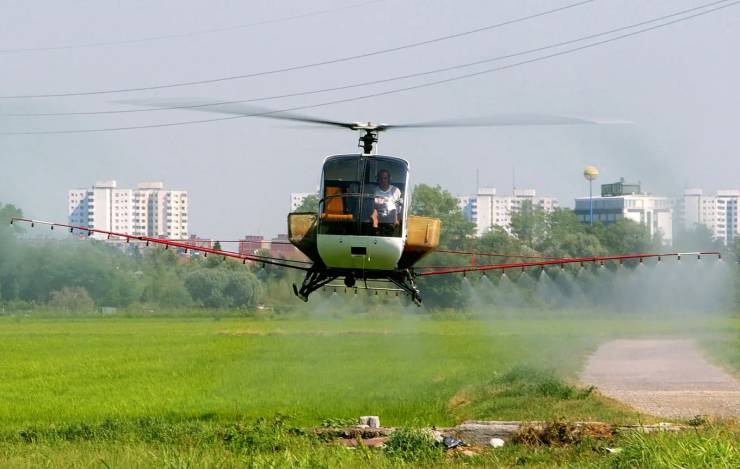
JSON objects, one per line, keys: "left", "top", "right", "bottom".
{"left": 601, "top": 178, "right": 641, "bottom": 197}
{"left": 93, "top": 180, "right": 117, "bottom": 189}
{"left": 137, "top": 181, "right": 164, "bottom": 190}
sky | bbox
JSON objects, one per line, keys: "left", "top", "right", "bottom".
{"left": 0, "top": 0, "right": 738, "bottom": 239}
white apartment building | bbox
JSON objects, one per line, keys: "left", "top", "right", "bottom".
{"left": 574, "top": 195, "right": 673, "bottom": 243}
{"left": 290, "top": 192, "right": 317, "bottom": 212}
{"left": 458, "top": 188, "right": 559, "bottom": 237}
{"left": 679, "top": 188, "right": 739, "bottom": 244}
{"left": 68, "top": 181, "right": 188, "bottom": 240}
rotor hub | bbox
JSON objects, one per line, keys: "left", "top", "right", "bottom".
{"left": 359, "top": 129, "right": 379, "bottom": 154}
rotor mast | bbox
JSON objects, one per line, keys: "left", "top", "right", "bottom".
{"left": 349, "top": 122, "right": 382, "bottom": 155}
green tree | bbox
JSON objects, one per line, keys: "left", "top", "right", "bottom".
{"left": 510, "top": 200, "right": 547, "bottom": 249}
{"left": 410, "top": 184, "right": 474, "bottom": 248}
{"left": 673, "top": 224, "right": 723, "bottom": 252}
{"left": 49, "top": 287, "right": 96, "bottom": 312}
{"left": 588, "top": 219, "right": 655, "bottom": 254}
{"left": 295, "top": 194, "right": 319, "bottom": 213}
{"left": 205, "top": 251, "right": 225, "bottom": 268}
{"left": 185, "top": 268, "right": 262, "bottom": 308}
{"left": 476, "top": 226, "right": 531, "bottom": 261}
{"left": 539, "top": 209, "right": 605, "bottom": 257}
{"left": 0, "top": 203, "right": 23, "bottom": 301}
{"left": 408, "top": 185, "right": 475, "bottom": 308}
{"left": 139, "top": 247, "right": 192, "bottom": 306}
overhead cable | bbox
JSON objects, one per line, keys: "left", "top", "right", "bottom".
{"left": 0, "top": 1, "right": 595, "bottom": 98}
{"left": 1, "top": 0, "right": 737, "bottom": 135}
{"left": 0, "top": 0, "right": 385, "bottom": 53}
{"left": 2, "top": 0, "right": 730, "bottom": 117}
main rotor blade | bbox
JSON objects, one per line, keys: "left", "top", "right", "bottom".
{"left": 383, "top": 114, "right": 607, "bottom": 129}
{"left": 120, "top": 99, "right": 359, "bottom": 129}
{"left": 122, "top": 99, "right": 625, "bottom": 130}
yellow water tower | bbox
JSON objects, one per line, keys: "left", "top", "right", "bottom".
{"left": 583, "top": 166, "right": 599, "bottom": 181}
{"left": 583, "top": 166, "right": 599, "bottom": 224}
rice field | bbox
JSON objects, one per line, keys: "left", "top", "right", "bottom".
{"left": 0, "top": 312, "right": 737, "bottom": 467}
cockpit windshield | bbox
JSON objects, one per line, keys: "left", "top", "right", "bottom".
{"left": 319, "top": 155, "right": 408, "bottom": 237}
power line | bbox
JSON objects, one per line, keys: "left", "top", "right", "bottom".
{"left": 0, "top": 0, "right": 385, "bottom": 53}
{"left": 0, "top": 1, "right": 595, "bottom": 99}
{"left": 1, "top": 0, "right": 737, "bottom": 136}
{"left": 2, "top": 0, "right": 729, "bottom": 118}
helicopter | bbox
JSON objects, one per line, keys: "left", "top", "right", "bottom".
{"left": 10, "top": 106, "right": 723, "bottom": 305}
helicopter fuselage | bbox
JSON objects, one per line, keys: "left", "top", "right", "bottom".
{"left": 316, "top": 153, "right": 410, "bottom": 270}
{"left": 288, "top": 153, "right": 440, "bottom": 304}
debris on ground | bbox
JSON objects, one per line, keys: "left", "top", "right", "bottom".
{"left": 442, "top": 435, "right": 465, "bottom": 450}
{"left": 316, "top": 419, "right": 691, "bottom": 449}
{"left": 358, "top": 416, "right": 380, "bottom": 428}
{"left": 489, "top": 437, "right": 505, "bottom": 448}
{"left": 601, "top": 447, "right": 623, "bottom": 454}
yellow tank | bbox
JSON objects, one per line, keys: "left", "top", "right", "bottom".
{"left": 287, "top": 213, "right": 320, "bottom": 263}
{"left": 398, "top": 215, "right": 441, "bottom": 268}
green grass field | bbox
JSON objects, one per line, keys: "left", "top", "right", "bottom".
{"left": 0, "top": 313, "right": 737, "bottom": 467}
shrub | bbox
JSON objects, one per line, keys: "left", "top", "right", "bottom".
{"left": 384, "top": 427, "right": 442, "bottom": 462}
{"left": 494, "top": 365, "right": 594, "bottom": 400}
{"left": 48, "top": 287, "right": 95, "bottom": 312}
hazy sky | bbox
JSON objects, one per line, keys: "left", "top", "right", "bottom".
{"left": 1, "top": 0, "right": 738, "bottom": 238}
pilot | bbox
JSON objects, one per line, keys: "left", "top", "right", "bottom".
{"left": 371, "top": 169, "right": 402, "bottom": 231}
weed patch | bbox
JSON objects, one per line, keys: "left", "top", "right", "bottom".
{"left": 612, "top": 425, "right": 740, "bottom": 468}
{"left": 320, "top": 417, "right": 357, "bottom": 429}
{"left": 383, "top": 427, "right": 443, "bottom": 463}
{"left": 493, "top": 365, "right": 595, "bottom": 400}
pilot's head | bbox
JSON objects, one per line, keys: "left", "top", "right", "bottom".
{"left": 377, "top": 169, "right": 391, "bottom": 190}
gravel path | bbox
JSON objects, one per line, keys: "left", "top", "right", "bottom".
{"left": 581, "top": 339, "right": 740, "bottom": 418}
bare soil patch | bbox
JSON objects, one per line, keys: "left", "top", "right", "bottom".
{"left": 582, "top": 339, "right": 740, "bottom": 418}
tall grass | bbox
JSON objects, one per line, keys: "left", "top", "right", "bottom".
{"left": 614, "top": 425, "right": 740, "bottom": 468}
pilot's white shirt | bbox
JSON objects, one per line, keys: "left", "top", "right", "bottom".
{"left": 374, "top": 185, "right": 402, "bottom": 222}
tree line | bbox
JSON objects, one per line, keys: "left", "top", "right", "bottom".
{"left": 409, "top": 184, "right": 736, "bottom": 307}
{"left": 1, "top": 188, "right": 737, "bottom": 312}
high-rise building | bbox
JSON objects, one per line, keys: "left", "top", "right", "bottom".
{"left": 574, "top": 179, "right": 672, "bottom": 243}
{"left": 132, "top": 182, "right": 188, "bottom": 239}
{"left": 458, "top": 188, "right": 558, "bottom": 237}
{"left": 68, "top": 180, "right": 188, "bottom": 240}
{"left": 677, "top": 188, "right": 739, "bottom": 244}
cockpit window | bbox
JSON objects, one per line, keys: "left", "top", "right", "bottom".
{"left": 319, "top": 156, "right": 407, "bottom": 237}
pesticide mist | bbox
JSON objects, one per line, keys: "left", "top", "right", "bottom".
{"left": 455, "top": 256, "right": 735, "bottom": 316}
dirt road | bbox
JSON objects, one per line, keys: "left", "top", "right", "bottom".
{"left": 581, "top": 339, "right": 740, "bottom": 418}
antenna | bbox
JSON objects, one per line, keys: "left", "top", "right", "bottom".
{"left": 512, "top": 167, "right": 517, "bottom": 194}
{"left": 475, "top": 168, "right": 479, "bottom": 193}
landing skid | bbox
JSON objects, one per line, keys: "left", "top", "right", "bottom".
{"left": 293, "top": 267, "right": 422, "bottom": 306}
{"left": 292, "top": 267, "right": 337, "bottom": 302}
